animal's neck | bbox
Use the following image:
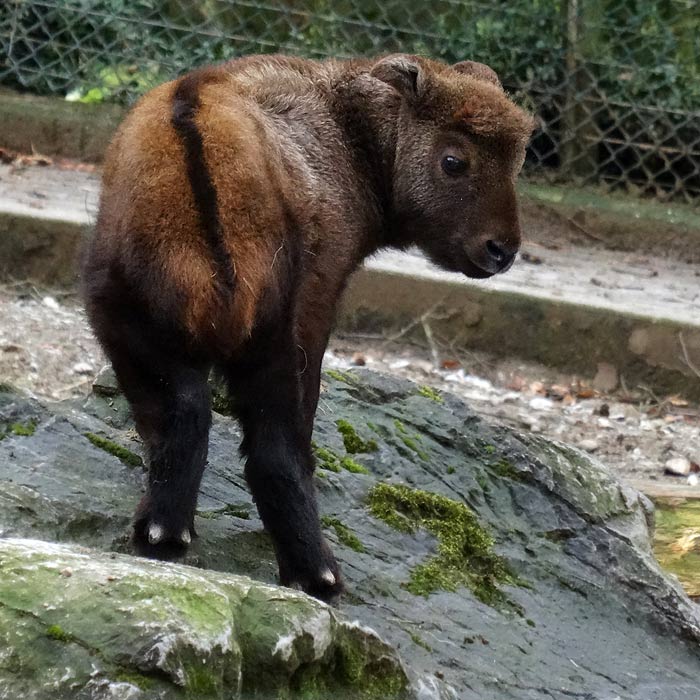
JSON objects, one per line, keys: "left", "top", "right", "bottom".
{"left": 328, "top": 69, "right": 401, "bottom": 253}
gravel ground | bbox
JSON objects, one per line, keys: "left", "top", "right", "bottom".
{"left": 1, "top": 285, "right": 698, "bottom": 489}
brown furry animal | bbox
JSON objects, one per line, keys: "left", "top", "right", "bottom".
{"left": 83, "top": 53, "right": 534, "bottom": 602}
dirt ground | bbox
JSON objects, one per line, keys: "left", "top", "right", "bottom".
{"left": 1, "top": 283, "right": 698, "bottom": 490}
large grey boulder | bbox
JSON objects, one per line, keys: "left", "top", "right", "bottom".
{"left": 0, "top": 538, "right": 406, "bottom": 699}
{"left": 0, "top": 368, "right": 699, "bottom": 699}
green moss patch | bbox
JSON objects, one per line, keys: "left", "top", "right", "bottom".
{"left": 487, "top": 458, "right": 526, "bottom": 481}
{"left": 417, "top": 385, "right": 443, "bottom": 403}
{"left": 10, "top": 421, "right": 36, "bottom": 436}
{"left": 84, "top": 432, "right": 143, "bottom": 468}
{"left": 368, "top": 483, "right": 520, "bottom": 606}
{"left": 114, "top": 670, "right": 154, "bottom": 691}
{"left": 321, "top": 516, "right": 366, "bottom": 553}
{"left": 184, "top": 663, "right": 219, "bottom": 696}
{"left": 314, "top": 445, "right": 342, "bottom": 473}
{"left": 409, "top": 632, "right": 432, "bottom": 651}
{"left": 391, "top": 420, "right": 429, "bottom": 461}
{"left": 313, "top": 443, "right": 369, "bottom": 475}
{"left": 0, "top": 421, "right": 37, "bottom": 440}
{"left": 340, "top": 457, "right": 369, "bottom": 475}
{"left": 325, "top": 369, "right": 356, "bottom": 385}
{"left": 335, "top": 419, "right": 378, "bottom": 454}
{"left": 45, "top": 624, "right": 71, "bottom": 642}
{"left": 291, "top": 643, "right": 407, "bottom": 699}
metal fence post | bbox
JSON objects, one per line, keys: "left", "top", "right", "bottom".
{"left": 560, "top": 0, "right": 600, "bottom": 182}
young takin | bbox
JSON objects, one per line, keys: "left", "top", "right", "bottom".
{"left": 83, "top": 53, "right": 535, "bottom": 602}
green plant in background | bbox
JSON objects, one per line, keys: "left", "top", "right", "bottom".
{"left": 4, "top": 0, "right": 697, "bottom": 110}
{"left": 66, "top": 64, "right": 164, "bottom": 103}
{"left": 1, "top": 0, "right": 698, "bottom": 198}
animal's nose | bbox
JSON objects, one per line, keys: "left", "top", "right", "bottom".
{"left": 485, "top": 239, "right": 517, "bottom": 272}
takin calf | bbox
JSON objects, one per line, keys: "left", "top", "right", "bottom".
{"left": 83, "top": 53, "right": 534, "bottom": 602}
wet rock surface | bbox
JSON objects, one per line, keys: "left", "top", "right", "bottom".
{"left": 0, "top": 538, "right": 407, "bottom": 700}
{"left": 1, "top": 369, "right": 699, "bottom": 699}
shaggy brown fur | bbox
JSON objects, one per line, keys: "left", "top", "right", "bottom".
{"left": 83, "top": 53, "right": 534, "bottom": 601}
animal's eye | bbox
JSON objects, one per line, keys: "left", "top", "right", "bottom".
{"left": 441, "top": 155, "right": 468, "bottom": 176}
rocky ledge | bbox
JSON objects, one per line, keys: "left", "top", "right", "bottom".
{"left": 0, "top": 368, "right": 698, "bottom": 699}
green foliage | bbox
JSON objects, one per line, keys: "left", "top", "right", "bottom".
{"left": 3, "top": 0, "right": 698, "bottom": 197}
{"left": 68, "top": 65, "right": 162, "bottom": 104}
{"left": 3, "top": 0, "right": 698, "bottom": 113}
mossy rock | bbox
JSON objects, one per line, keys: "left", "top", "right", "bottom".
{"left": 1, "top": 368, "right": 699, "bottom": 698}
{"left": 0, "top": 539, "right": 409, "bottom": 699}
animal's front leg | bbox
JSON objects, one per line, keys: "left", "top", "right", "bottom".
{"left": 228, "top": 321, "right": 343, "bottom": 603}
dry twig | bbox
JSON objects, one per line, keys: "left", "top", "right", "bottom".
{"left": 678, "top": 331, "right": 700, "bottom": 379}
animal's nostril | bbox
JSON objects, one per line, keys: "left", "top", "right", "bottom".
{"left": 485, "top": 240, "right": 506, "bottom": 263}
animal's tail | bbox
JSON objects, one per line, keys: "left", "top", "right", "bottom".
{"left": 171, "top": 69, "right": 237, "bottom": 293}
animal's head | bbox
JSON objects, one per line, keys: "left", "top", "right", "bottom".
{"left": 371, "top": 55, "right": 535, "bottom": 278}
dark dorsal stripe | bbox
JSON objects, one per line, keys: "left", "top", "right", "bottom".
{"left": 171, "top": 71, "right": 236, "bottom": 292}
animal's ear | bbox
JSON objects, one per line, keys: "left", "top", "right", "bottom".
{"left": 452, "top": 61, "right": 502, "bottom": 89}
{"left": 370, "top": 55, "right": 424, "bottom": 101}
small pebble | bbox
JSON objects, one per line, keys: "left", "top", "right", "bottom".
{"left": 389, "top": 359, "right": 411, "bottom": 369}
{"left": 60, "top": 567, "right": 73, "bottom": 578}
{"left": 578, "top": 439, "right": 599, "bottom": 453}
{"left": 529, "top": 397, "right": 553, "bottom": 411}
{"left": 518, "top": 414, "right": 535, "bottom": 429}
{"left": 72, "top": 362, "right": 94, "bottom": 375}
{"left": 42, "top": 296, "right": 59, "bottom": 311}
{"left": 665, "top": 457, "right": 691, "bottom": 477}
{"left": 688, "top": 474, "right": 699, "bottom": 487}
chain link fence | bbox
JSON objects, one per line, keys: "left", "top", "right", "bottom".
{"left": 2, "top": 0, "right": 699, "bottom": 204}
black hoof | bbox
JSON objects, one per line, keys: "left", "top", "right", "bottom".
{"left": 132, "top": 495, "right": 194, "bottom": 560}
{"left": 279, "top": 542, "right": 345, "bottom": 605}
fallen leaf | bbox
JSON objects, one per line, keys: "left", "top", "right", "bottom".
{"left": 440, "top": 359, "right": 461, "bottom": 370}
{"left": 547, "top": 384, "right": 571, "bottom": 401}
{"left": 351, "top": 352, "right": 366, "bottom": 366}
{"left": 506, "top": 376, "right": 525, "bottom": 391}
{"left": 670, "top": 530, "right": 700, "bottom": 555}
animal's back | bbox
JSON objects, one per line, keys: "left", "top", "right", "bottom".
{"left": 86, "top": 59, "right": 323, "bottom": 353}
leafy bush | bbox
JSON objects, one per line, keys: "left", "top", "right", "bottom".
{"left": 1, "top": 0, "right": 698, "bottom": 197}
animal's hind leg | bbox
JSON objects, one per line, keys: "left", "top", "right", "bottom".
{"left": 102, "top": 325, "right": 212, "bottom": 560}
{"left": 227, "top": 319, "right": 343, "bottom": 603}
